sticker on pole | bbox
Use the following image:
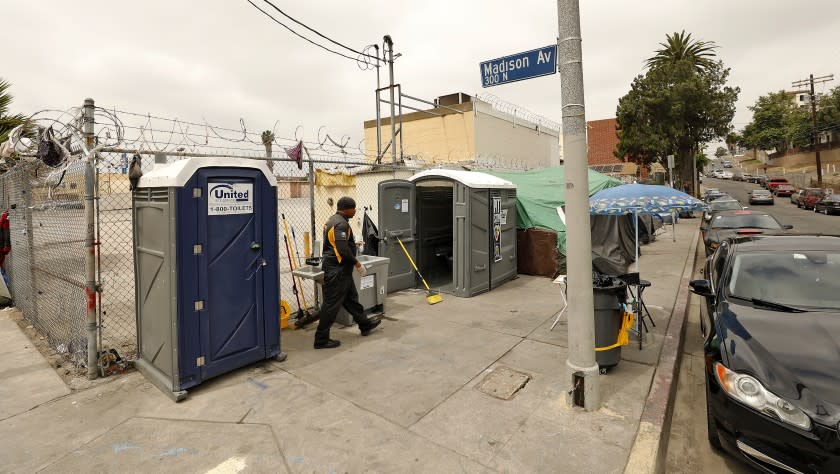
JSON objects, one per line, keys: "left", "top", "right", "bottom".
{"left": 208, "top": 182, "right": 253, "bottom": 215}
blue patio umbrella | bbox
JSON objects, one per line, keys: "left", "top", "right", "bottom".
{"left": 589, "top": 184, "right": 706, "bottom": 271}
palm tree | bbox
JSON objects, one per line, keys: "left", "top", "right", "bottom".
{"left": 645, "top": 30, "right": 718, "bottom": 72}
{"left": 0, "top": 78, "right": 28, "bottom": 144}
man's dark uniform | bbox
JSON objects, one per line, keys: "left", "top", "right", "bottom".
{"left": 315, "top": 211, "right": 376, "bottom": 346}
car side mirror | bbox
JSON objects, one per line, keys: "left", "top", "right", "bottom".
{"left": 689, "top": 279, "right": 713, "bottom": 297}
{"left": 783, "top": 224, "right": 793, "bottom": 230}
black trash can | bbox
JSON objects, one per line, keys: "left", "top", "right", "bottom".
{"left": 592, "top": 273, "right": 627, "bottom": 370}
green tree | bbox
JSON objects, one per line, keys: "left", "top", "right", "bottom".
{"left": 696, "top": 151, "right": 710, "bottom": 172}
{"left": 725, "top": 131, "right": 740, "bottom": 155}
{"left": 740, "top": 91, "right": 811, "bottom": 152}
{"left": 714, "top": 146, "right": 727, "bottom": 158}
{"left": 616, "top": 58, "right": 739, "bottom": 194}
{"left": 817, "top": 86, "right": 840, "bottom": 136}
{"left": 0, "top": 78, "right": 28, "bottom": 144}
{"left": 645, "top": 30, "right": 718, "bottom": 72}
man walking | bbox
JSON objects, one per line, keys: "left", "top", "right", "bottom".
{"left": 314, "top": 196, "right": 381, "bottom": 349}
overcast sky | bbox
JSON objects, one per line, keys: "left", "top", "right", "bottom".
{"left": 4, "top": 0, "right": 840, "bottom": 154}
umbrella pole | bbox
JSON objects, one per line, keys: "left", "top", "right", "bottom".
{"left": 634, "top": 211, "right": 642, "bottom": 349}
{"left": 672, "top": 210, "right": 676, "bottom": 242}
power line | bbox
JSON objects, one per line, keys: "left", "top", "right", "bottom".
{"left": 259, "top": 0, "right": 379, "bottom": 61}
{"left": 245, "top": 0, "right": 378, "bottom": 65}
{"left": 245, "top": 0, "right": 360, "bottom": 63}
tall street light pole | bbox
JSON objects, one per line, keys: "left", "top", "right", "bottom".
{"left": 558, "top": 0, "right": 600, "bottom": 411}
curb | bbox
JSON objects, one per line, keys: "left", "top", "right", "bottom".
{"left": 624, "top": 227, "right": 700, "bottom": 474}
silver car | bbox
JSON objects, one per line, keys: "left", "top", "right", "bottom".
{"left": 748, "top": 189, "right": 774, "bottom": 205}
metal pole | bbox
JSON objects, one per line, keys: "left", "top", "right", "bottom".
{"left": 384, "top": 35, "right": 397, "bottom": 164}
{"left": 375, "top": 45, "right": 382, "bottom": 162}
{"left": 83, "top": 98, "right": 98, "bottom": 380}
{"left": 558, "top": 0, "right": 599, "bottom": 411}
{"left": 810, "top": 75, "right": 823, "bottom": 187}
{"left": 304, "top": 145, "right": 319, "bottom": 307}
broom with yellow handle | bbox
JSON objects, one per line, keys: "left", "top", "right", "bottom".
{"left": 395, "top": 236, "right": 443, "bottom": 305}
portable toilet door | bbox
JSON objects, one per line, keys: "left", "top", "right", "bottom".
{"left": 377, "top": 179, "right": 417, "bottom": 293}
{"left": 489, "top": 187, "right": 517, "bottom": 290}
{"left": 190, "top": 167, "right": 279, "bottom": 380}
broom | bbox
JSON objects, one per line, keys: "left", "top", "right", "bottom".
{"left": 395, "top": 236, "right": 443, "bottom": 305}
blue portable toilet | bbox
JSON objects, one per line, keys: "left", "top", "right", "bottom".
{"left": 133, "top": 157, "right": 282, "bottom": 401}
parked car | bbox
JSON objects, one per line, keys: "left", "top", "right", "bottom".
{"left": 756, "top": 175, "right": 768, "bottom": 188}
{"left": 702, "top": 197, "right": 742, "bottom": 222}
{"left": 773, "top": 183, "right": 796, "bottom": 197}
{"left": 748, "top": 189, "right": 774, "bottom": 205}
{"left": 722, "top": 160, "right": 732, "bottom": 168}
{"left": 720, "top": 171, "right": 734, "bottom": 180}
{"left": 703, "top": 210, "right": 791, "bottom": 255}
{"left": 690, "top": 234, "right": 840, "bottom": 472}
{"left": 741, "top": 173, "right": 753, "bottom": 182}
{"left": 799, "top": 188, "right": 827, "bottom": 210}
{"left": 704, "top": 191, "right": 727, "bottom": 204}
{"left": 732, "top": 171, "right": 744, "bottom": 181}
{"left": 712, "top": 170, "right": 725, "bottom": 179}
{"left": 766, "top": 177, "right": 791, "bottom": 192}
{"left": 814, "top": 194, "right": 840, "bottom": 215}
{"left": 790, "top": 189, "right": 805, "bottom": 206}
{"left": 745, "top": 174, "right": 762, "bottom": 184}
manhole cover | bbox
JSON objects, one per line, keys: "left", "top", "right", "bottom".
{"left": 476, "top": 367, "right": 531, "bottom": 400}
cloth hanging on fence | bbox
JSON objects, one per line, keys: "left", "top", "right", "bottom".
{"left": 361, "top": 211, "right": 379, "bottom": 256}
{"left": 315, "top": 170, "right": 356, "bottom": 187}
{"left": 128, "top": 153, "right": 143, "bottom": 190}
{"left": 36, "top": 126, "right": 70, "bottom": 168}
{"left": 0, "top": 211, "right": 10, "bottom": 268}
{"left": 285, "top": 140, "right": 303, "bottom": 170}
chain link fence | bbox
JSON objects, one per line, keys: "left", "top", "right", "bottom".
{"left": 2, "top": 162, "right": 88, "bottom": 365}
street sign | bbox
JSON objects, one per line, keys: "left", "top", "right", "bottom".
{"left": 667, "top": 155, "right": 675, "bottom": 170}
{"left": 480, "top": 45, "right": 557, "bottom": 88}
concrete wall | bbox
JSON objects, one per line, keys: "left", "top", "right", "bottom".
{"left": 363, "top": 105, "right": 475, "bottom": 164}
{"left": 362, "top": 98, "right": 561, "bottom": 168}
{"left": 473, "top": 101, "right": 560, "bottom": 168}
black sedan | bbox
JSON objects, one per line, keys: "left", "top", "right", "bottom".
{"left": 691, "top": 235, "right": 840, "bottom": 472}
{"left": 703, "top": 210, "right": 791, "bottom": 256}
{"left": 814, "top": 194, "right": 840, "bottom": 215}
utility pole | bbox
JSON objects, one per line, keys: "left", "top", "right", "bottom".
{"left": 558, "top": 0, "right": 599, "bottom": 411}
{"left": 82, "top": 99, "right": 98, "bottom": 379}
{"left": 383, "top": 35, "right": 397, "bottom": 164}
{"left": 792, "top": 73, "right": 833, "bottom": 186}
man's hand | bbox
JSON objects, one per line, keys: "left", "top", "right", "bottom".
{"left": 355, "top": 262, "right": 366, "bottom": 276}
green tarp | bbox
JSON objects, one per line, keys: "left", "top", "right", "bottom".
{"left": 485, "top": 166, "right": 622, "bottom": 253}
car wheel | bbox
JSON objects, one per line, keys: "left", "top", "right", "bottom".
{"left": 706, "top": 382, "right": 723, "bottom": 450}
{"left": 826, "top": 208, "right": 830, "bottom": 216}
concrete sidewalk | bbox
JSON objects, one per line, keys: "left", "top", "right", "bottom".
{"left": 0, "top": 219, "right": 698, "bottom": 473}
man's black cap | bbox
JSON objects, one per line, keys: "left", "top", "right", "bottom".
{"left": 337, "top": 196, "right": 356, "bottom": 210}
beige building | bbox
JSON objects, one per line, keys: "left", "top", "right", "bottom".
{"left": 363, "top": 93, "right": 561, "bottom": 169}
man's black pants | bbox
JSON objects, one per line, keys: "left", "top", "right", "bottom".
{"left": 315, "top": 269, "right": 371, "bottom": 344}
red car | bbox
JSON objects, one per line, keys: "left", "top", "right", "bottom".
{"left": 766, "top": 177, "right": 791, "bottom": 192}
{"left": 773, "top": 184, "right": 796, "bottom": 197}
{"left": 799, "top": 188, "right": 827, "bottom": 210}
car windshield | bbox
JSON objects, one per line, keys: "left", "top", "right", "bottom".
{"left": 728, "top": 251, "right": 840, "bottom": 310}
{"left": 825, "top": 195, "right": 840, "bottom": 202}
{"left": 710, "top": 215, "right": 781, "bottom": 229}
{"left": 710, "top": 200, "right": 741, "bottom": 211}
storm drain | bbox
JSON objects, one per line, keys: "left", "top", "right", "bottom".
{"left": 476, "top": 367, "right": 531, "bottom": 400}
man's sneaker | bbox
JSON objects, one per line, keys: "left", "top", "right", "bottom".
{"left": 360, "top": 319, "right": 381, "bottom": 337}
{"left": 314, "top": 339, "right": 341, "bottom": 349}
